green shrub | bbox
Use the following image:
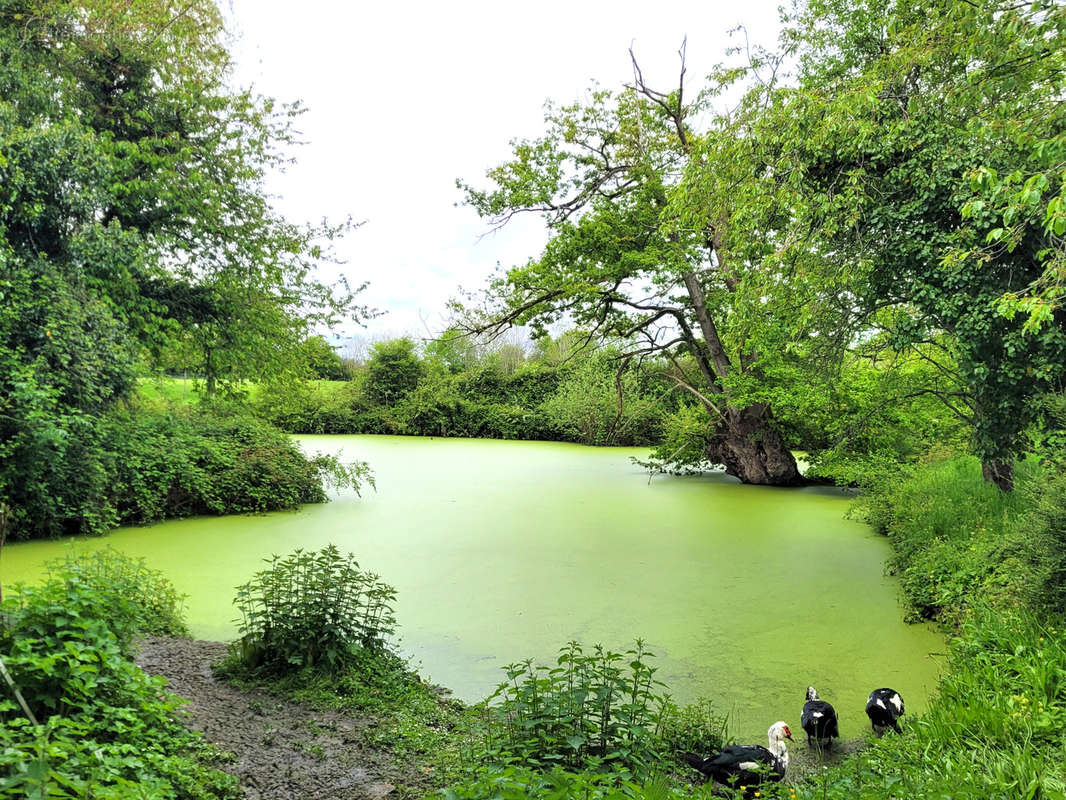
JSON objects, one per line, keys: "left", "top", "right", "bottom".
{"left": 365, "top": 338, "right": 424, "bottom": 404}
{"left": 455, "top": 363, "right": 511, "bottom": 404}
{"left": 108, "top": 407, "right": 371, "bottom": 524}
{"left": 540, "top": 354, "right": 665, "bottom": 446}
{"left": 4, "top": 403, "right": 371, "bottom": 541}
{"left": 253, "top": 379, "right": 364, "bottom": 433}
{"left": 637, "top": 403, "right": 714, "bottom": 475}
{"left": 502, "top": 363, "right": 565, "bottom": 407}
{"left": 476, "top": 402, "right": 559, "bottom": 441}
{"left": 484, "top": 640, "right": 670, "bottom": 775}
{"left": 0, "top": 555, "right": 237, "bottom": 798}
{"left": 247, "top": 342, "right": 674, "bottom": 445}
{"left": 233, "top": 545, "right": 397, "bottom": 675}
{"left": 40, "top": 548, "right": 190, "bottom": 644}
{"left": 391, "top": 374, "right": 476, "bottom": 437}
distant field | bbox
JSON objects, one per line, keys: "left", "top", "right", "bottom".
{"left": 136, "top": 377, "right": 201, "bottom": 407}
{"left": 135, "top": 377, "right": 349, "bottom": 407}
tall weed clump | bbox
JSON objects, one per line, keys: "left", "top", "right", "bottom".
{"left": 484, "top": 640, "right": 683, "bottom": 775}
{"left": 234, "top": 545, "right": 397, "bottom": 675}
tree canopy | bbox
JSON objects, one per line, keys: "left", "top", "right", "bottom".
{"left": 459, "top": 0, "right": 1066, "bottom": 490}
{"left": 776, "top": 0, "right": 1066, "bottom": 488}
{"left": 0, "top": 0, "right": 363, "bottom": 535}
{"left": 457, "top": 46, "right": 840, "bottom": 485}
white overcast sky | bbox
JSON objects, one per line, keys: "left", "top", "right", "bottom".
{"left": 223, "top": 1, "right": 786, "bottom": 343}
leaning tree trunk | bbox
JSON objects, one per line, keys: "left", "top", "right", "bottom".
{"left": 706, "top": 403, "right": 805, "bottom": 486}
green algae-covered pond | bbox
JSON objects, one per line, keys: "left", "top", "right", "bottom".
{"left": 0, "top": 435, "right": 942, "bottom": 739}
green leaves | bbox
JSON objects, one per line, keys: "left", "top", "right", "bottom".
{"left": 485, "top": 639, "right": 674, "bottom": 775}
{"left": 782, "top": 0, "right": 1066, "bottom": 476}
{"left": 233, "top": 545, "right": 398, "bottom": 677}
{"left": 0, "top": 552, "right": 238, "bottom": 797}
{"left": 364, "top": 337, "right": 425, "bottom": 405}
{"left": 0, "top": 0, "right": 367, "bottom": 536}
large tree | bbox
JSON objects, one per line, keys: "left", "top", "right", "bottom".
{"left": 778, "top": 0, "right": 1066, "bottom": 490}
{"left": 0, "top": 0, "right": 361, "bottom": 535}
{"left": 458, "top": 48, "right": 850, "bottom": 485}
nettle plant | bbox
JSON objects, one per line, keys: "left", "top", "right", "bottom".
{"left": 485, "top": 640, "right": 672, "bottom": 774}
{"left": 234, "top": 545, "right": 397, "bottom": 675}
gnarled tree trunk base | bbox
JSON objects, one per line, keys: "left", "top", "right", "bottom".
{"left": 706, "top": 403, "right": 805, "bottom": 486}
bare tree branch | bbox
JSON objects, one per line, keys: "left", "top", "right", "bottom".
{"left": 628, "top": 38, "right": 689, "bottom": 150}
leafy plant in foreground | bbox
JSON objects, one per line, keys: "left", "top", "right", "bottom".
{"left": 0, "top": 553, "right": 237, "bottom": 798}
{"left": 485, "top": 640, "right": 672, "bottom": 775}
{"left": 41, "top": 548, "right": 190, "bottom": 643}
{"left": 234, "top": 545, "right": 397, "bottom": 675}
{"left": 439, "top": 764, "right": 652, "bottom": 800}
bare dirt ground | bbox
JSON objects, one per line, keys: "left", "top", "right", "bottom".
{"left": 135, "top": 637, "right": 425, "bottom": 800}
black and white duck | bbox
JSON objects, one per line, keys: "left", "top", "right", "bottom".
{"left": 865, "top": 687, "right": 904, "bottom": 734}
{"left": 801, "top": 686, "right": 839, "bottom": 749}
{"left": 682, "top": 721, "right": 793, "bottom": 797}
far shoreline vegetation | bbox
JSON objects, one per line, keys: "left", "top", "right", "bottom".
{"left": 2, "top": 0, "right": 1066, "bottom": 798}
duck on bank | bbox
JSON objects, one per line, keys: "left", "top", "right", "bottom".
{"left": 683, "top": 721, "right": 793, "bottom": 797}
{"left": 865, "top": 688, "right": 905, "bottom": 734}
{"left": 801, "top": 685, "right": 840, "bottom": 749}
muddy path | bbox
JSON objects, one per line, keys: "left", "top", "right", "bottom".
{"left": 136, "top": 638, "right": 426, "bottom": 800}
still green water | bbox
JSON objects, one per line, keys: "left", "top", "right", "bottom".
{"left": 0, "top": 435, "right": 942, "bottom": 739}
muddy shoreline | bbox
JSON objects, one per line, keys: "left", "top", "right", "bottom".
{"left": 135, "top": 638, "right": 426, "bottom": 800}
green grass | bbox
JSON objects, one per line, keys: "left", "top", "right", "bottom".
{"left": 137, "top": 376, "right": 203, "bottom": 407}
{"left": 854, "top": 452, "right": 1039, "bottom": 620}
{"left": 134, "top": 376, "right": 350, "bottom": 409}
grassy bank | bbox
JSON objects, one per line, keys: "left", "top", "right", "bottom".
{"left": 857, "top": 452, "right": 1066, "bottom": 621}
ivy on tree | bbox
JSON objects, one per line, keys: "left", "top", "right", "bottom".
{"left": 778, "top": 0, "right": 1066, "bottom": 490}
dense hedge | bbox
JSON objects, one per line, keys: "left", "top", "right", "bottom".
{"left": 253, "top": 348, "right": 672, "bottom": 447}
{"left": 108, "top": 407, "right": 348, "bottom": 523}
{"left": 5, "top": 405, "right": 366, "bottom": 541}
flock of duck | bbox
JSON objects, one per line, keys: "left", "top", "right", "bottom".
{"left": 682, "top": 686, "right": 905, "bottom": 797}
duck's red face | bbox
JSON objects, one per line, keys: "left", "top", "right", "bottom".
{"left": 784, "top": 725, "right": 794, "bottom": 741}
